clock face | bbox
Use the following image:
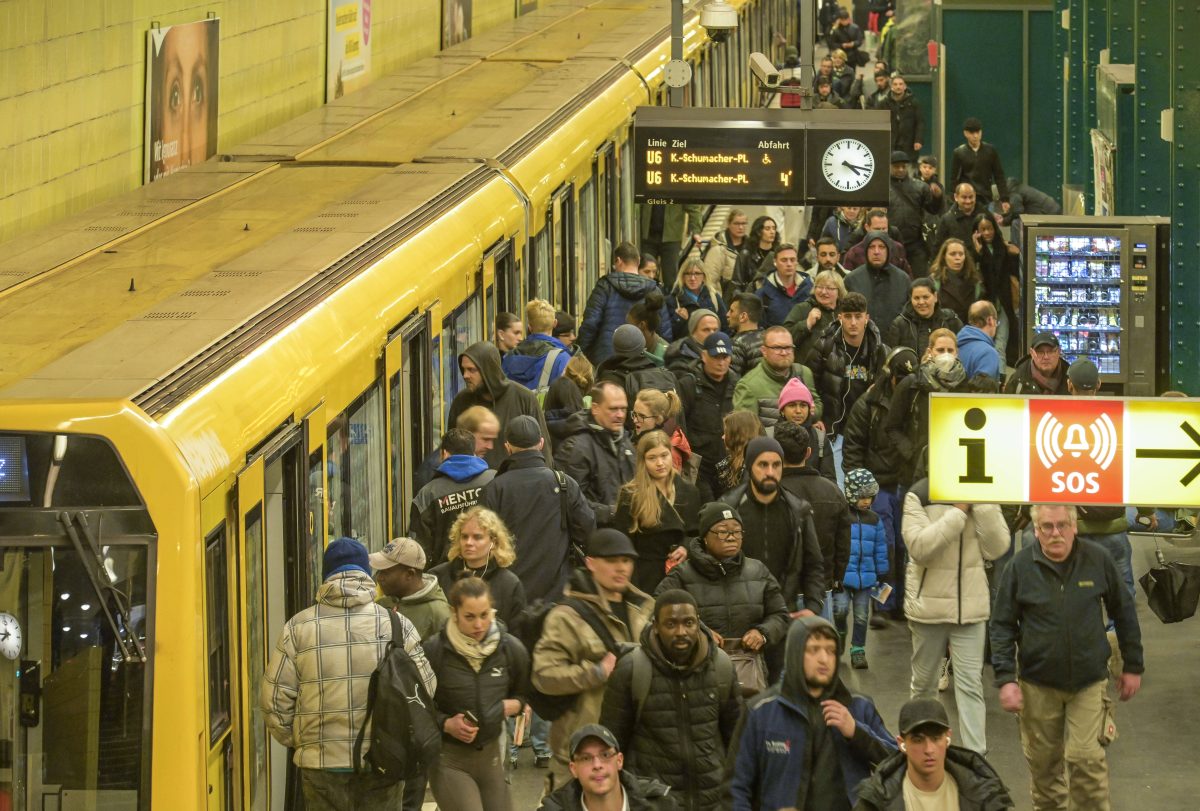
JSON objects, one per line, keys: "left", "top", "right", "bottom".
{"left": 0, "top": 613, "right": 20, "bottom": 660}
{"left": 821, "top": 138, "right": 875, "bottom": 192}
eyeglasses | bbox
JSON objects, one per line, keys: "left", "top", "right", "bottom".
{"left": 631, "top": 411, "right": 655, "bottom": 423}
{"left": 572, "top": 750, "right": 619, "bottom": 765}
{"left": 709, "top": 529, "right": 743, "bottom": 541}
{"left": 815, "top": 285, "right": 839, "bottom": 292}
{"left": 765, "top": 345, "right": 794, "bottom": 353}
{"left": 1036, "top": 521, "right": 1072, "bottom": 535}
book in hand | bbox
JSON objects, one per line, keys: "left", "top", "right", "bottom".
{"left": 870, "top": 583, "right": 893, "bottom": 605}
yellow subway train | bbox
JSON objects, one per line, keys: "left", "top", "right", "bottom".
{"left": 0, "top": 1, "right": 793, "bottom": 808}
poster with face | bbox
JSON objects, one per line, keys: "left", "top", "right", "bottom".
{"left": 442, "top": 0, "right": 472, "bottom": 48}
{"left": 144, "top": 19, "right": 220, "bottom": 183}
{"left": 328, "top": 0, "right": 373, "bottom": 100}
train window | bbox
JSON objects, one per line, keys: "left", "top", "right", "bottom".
{"left": 550, "top": 185, "right": 576, "bottom": 313}
{"left": 326, "top": 384, "right": 387, "bottom": 551}
{"left": 488, "top": 240, "right": 518, "bottom": 315}
{"left": 307, "top": 446, "right": 325, "bottom": 592}
{"left": 205, "top": 525, "right": 232, "bottom": 744}
{"left": 243, "top": 505, "right": 268, "bottom": 810}
{"left": 619, "top": 139, "right": 634, "bottom": 242}
{"left": 598, "top": 142, "right": 617, "bottom": 254}
{"left": 485, "top": 284, "right": 496, "bottom": 346}
{"left": 441, "top": 290, "right": 483, "bottom": 406}
{"left": 389, "top": 315, "right": 434, "bottom": 536}
{"left": 531, "top": 229, "right": 552, "bottom": 302}
{"left": 579, "top": 178, "right": 599, "bottom": 294}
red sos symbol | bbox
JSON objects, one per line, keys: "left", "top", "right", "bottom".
{"left": 1028, "top": 400, "right": 1124, "bottom": 503}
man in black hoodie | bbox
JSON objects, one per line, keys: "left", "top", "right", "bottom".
{"left": 844, "top": 234, "right": 910, "bottom": 331}
{"left": 555, "top": 381, "right": 636, "bottom": 525}
{"left": 447, "top": 340, "right": 552, "bottom": 468}
{"left": 950, "top": 117, "right": 1009, "bottom": 208}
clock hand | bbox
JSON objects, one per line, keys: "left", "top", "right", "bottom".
{"left": 841, "top": 161, "right": 870, "bottom": 175}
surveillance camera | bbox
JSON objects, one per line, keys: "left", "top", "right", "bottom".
{"left": 749, "top": 52, "right": 780, "bottom": 89}
{"left": 699, "top": 1, "right": 738, "bottom": 44}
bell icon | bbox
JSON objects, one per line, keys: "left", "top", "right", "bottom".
{"left": 1063, "top": 424, "right": 1089, "bottom": 457}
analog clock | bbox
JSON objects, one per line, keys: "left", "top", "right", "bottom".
{"left": 821, "top": 138, "right": 875, "bottom": 192}
{"left": 0, "top": 613, "right": 21, "bottom": 660}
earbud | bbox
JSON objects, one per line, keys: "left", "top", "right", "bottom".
{"left": 900, "top": 743, "right": 907, "bottom": 752}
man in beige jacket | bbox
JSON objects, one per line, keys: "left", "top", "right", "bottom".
{"left": 901, "top": 478, "right": 1009, "bottom": 755}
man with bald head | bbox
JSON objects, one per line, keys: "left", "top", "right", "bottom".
{"left": 933, "top": 183, "right": 983, "bottom": 254}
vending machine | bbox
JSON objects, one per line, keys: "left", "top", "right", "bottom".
{"left": 1022, "top": 215, "right": 1169, "bottom": 395}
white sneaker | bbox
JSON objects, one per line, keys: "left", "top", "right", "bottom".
{"left": 938, "top": 659, "right": 951, "bottom": 692}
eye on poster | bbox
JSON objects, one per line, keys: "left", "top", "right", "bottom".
{"left": 144, "top": 19, "right": 220, "bottom": 183}
{"left": 443, "top": 0, "right": 472, "bottom": 48}
{"left": 328, "top": 0, "right": 373, "bottom": 100}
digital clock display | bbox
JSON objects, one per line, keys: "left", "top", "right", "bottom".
{"left": 0, "top": 436, "right": 30, "bottom": 504}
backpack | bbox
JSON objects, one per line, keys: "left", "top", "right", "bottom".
{"left": 629, "top": 645, "right": 735, "bottom": 728}
{"left": 353, "top": 610, "right": 441, "bottom": 782}
{"left": 534, "top": 348, "right": 564, "bottom": 406}
{"left": 625, "top": 365, "right": 678, "bottom": 407}
{"left": 510, "top": 597, "right": 624, "bottom": 721}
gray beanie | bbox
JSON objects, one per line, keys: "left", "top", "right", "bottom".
{"left": 612, "top": 323, "right": 647, "bottom": 358}
{"left": 688, "top": 308, "right": 718, "bottom": 336}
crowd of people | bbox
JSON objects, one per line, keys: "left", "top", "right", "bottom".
{"left": 251, "top": 5, "right": 1173, "bottom": 810}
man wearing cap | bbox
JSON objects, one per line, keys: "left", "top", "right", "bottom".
{"left": 755, "top": 244, "right": 813, "bottom": 329}
{"left": 532, "top": 529, "right": 654, "bottom": 790}
{"left": 855, "top": 698, "right": 1014, "bottom": 809}
{"left": 991, "top": 504, "right": 1143, "bottom": 810}
{"left": 732, "top": 617, "right": 895, "bottom": 810}
{"left": 957, "top": 301, "right": 1002, "bottom": 381}
{"left": 881, "top": 74, "right": 923, "bottom": 163}
{"left": 950, "top": 117, "right": 1008, "bottom": 208}
{"left": 677, "top": 331, "right": 740, "bottom": 500}
{"left": 555, "top": 380, "right": 637, "bottom": 525}
{"left": 409, "top": 427, "right": 497, "bottom": 567}
{"left": 597, "top": 324, "right": 679, "bottom": 427}
{"left": 664, "top": 308, "right": 720, "bottom": 377}
{"left": 538, "top": 725, "right": 677, "bottom": 811}
{"left": 600, "top": 590, "right": 742, "bottom": 810}
{"left": 483, "top": 415, "right": 595, "bottom": 602}
{"left": 1004, "top": 331, "right": 1069, "bottom": 395}
{"left": 262, "top": 538, "right": 437, "bottom": 808}
{"left": 373, "top": 537, "right": 451, "bottom": 640}
{"left": 447, "top": 340, "right": 553, "bottom": 468}
{"left": 733, "top": 325, "right": 823, "bottom": 419}
{"left": 721, "top": 436, "right": 826, "bottom": 622}
{"left": 889, "top": 154, "right": 942, "bottom": 277}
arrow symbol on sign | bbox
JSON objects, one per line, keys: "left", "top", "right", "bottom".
{"left": 1136, "top": 421, "right": 1200, "bottom": 486}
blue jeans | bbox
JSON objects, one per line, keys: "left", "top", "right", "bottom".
{"left": 831, "top": 435, "right": 846, "bottom": 489}
{"left": 833, "top": 587, "right": 872, "bottom": 650}
{"left": 819, "top": 589, "right": 835, "bottom": 622}
{"left": 508, "top": 711, "right": 551, "bottom": 759}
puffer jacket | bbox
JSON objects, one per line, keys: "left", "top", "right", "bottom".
{"left": 780, "top": 466, "right": 851, "bottom": 590}
{"left": 854, "top": 747, "right": 1015, "bottom": 810}
{"left": 703, "top": 228, "right": 748, "bottom": 286}
{"left": 730, "top": 327, "right": 765, "bottom": 376}
{"left": 531, "top": 569, "right": 653, "bottom": 771}
{"left": 841, "top": 379, "right": 903, "bottom": 488}
{"left": 678, "top": 368, "right": 740, "bottom": 497}
{"left": 555, "top": 410, "right": 637, "bottom": 525}
{"left": 843, "top": 506, "right": 889, "bottom": 590}
{"left": 379, "top": 573, "right": 451, "bottom": 640}
{"left": 578, "top": 271, "right": 673, "bottom": 364}
{"left": 884, "top": 301, "right": 964, "bottom": 357}
{"left": 421, "top": 624, "right": 530, "bottom": 750}
{"left": 901, "top": 481, "right": 1010, "bottom": 625}
{"left": 262, "top": 571, "right": 437, "bottom": 768}
{"left": 808, "top": 318, "right": 887, "bottom": 435}
{"left": 755, "top": 271, "right": 814, "bottom": 329}
{"left": 446, "top": 341, "right": 553, "bottom": 468}
{"left": 656, "top": 539, "right": 791, "bottom": 644}
{"left": 732, "top": 360, "right": 823, "bottom": 421}
{"left": 601, "top": 625, "right": 743, "bottom": 811}
{"left": 783, "top": 295, "right": 836, "bottom": 366}
{"left": 539, "top": 770, "right": 678, "bottom": 811}
{"left": 428, "top": 557, "right": 527, "bottom": 625}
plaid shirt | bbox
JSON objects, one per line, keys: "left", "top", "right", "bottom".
{"left": 261, "top": 571, "right": 437, "bottom": 769}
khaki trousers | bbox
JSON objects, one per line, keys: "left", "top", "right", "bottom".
{"left": 1018, "top": 679, "right": 1110, "bottom": 810}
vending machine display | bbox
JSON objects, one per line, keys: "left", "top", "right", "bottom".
{"left": 1031, "top": 235, "right": 1123, "bottom": 373}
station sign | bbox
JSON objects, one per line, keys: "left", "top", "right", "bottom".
{"left": 928, "top": 393, "right": 1200, "bottom": 507}
{"left": 632, "top": 107, "right": 890, "bottom": 206}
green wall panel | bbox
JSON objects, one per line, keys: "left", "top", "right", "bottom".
{"left": 1027, "top": 10, "right": 1059, "bottom": 193}
{"left": 909, "top": 79, "right": 934, "bottom": 159}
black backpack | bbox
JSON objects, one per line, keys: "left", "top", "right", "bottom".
{"left": 353, "top": 610, "right": 441, "bottom": 782}
{"left": 510, "top": 597, "right": 622, "bottom": 721}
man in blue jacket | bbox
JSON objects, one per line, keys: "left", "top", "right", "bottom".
{"left": 957, "top": 301, "right": 1001, "bottom": 381}
{"left": 732, "top": 616, "right": 896, "bottom": 810}
{"left": 502, "top": 298, "right": 571, "bottom": 395}
{"left": 579, "top": 242, "right": 673, "bottom": 364}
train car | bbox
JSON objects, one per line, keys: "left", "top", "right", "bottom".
{"left": 0, "top": 1, "right": 793, "bottom": 809}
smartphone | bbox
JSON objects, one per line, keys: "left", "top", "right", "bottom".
{"left": 464, "top": 711, "right": 480, "bottom": 727}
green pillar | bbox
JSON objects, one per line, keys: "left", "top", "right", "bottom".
{"left": 1133, "top": 0, "right": 1171, "bottom": 218}
{"left": 1081, "top": 0, "right": 1108, "bottom": 210}
{"left": 1169, "top": 3, "right": 1200, "bottom": 389}
{"left": 1107, "top": 0, "right": 1134, "bottom": 63}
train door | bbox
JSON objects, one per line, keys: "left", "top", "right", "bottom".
{"left": 386, "top": 313, "right": 435, "bottom": 536}
{"left": 596, "top": 142, "right": 617, "bottom": 264}
{"left": 550, "top": 184, "right": 576, "bottom": 313}
{"left": 485, "top": 240, "right": 519, "bottom": 318}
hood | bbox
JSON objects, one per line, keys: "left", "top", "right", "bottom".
{"left": 639, "top": 614, "right": 716, "bottom": 675}
{"left": 864, "top": 229, "right": 893, "bottom": 268}
{"left": 780, "top": 615, "right": 849, "bottom": 706}
{"left": 511, "top": 333, "right": 568, "bottom": 358}
{"left": 460, "top": 341, "right": 508, "bottom": 400}
{"left": 858, "top": 746, "right": 1012, "bottom": 809}
{"left": 683, "top": 537, "right": 743, "bottom": 579}
{"left": 436, "top": 453, "right": 490, "bottom": 483}
{"left": 316, "top": 570, "right": 379, "bottom": 609}
{"left": 889, "top": 89, "right": 914, "bottom": 105}
{"left": 957, "top": 324, "right": 993, "bottom": 346}
{"left": 607, "top": 270, "right": 663, "bottom": 301}
{"left": 400, "top": 573, "right": 447, "bottom": 605}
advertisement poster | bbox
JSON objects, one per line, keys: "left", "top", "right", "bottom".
{"left": 328, "top": 0, "right": 372, "bottom": 100}
{"left": 442, "top": 0, "right": 472, "bottom": 48}
{"left": 1090, "top": 128, "right": 1115, "bottom": 217}
{"left": 144, "top": 18, "right": 220, "bottom": 183}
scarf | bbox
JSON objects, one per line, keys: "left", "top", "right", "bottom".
{"left": 446, "top": 617, "right": 500, "bottom": 673}
{"left": 1030, "top": 362, "right": 1061, "bottom": 393}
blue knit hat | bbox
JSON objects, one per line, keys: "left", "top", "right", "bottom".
{"left": 844, "top": 469, "right": 879, "bottom": 502}
{"left": 323, "top": 537, "right": 371, "bottom": 579}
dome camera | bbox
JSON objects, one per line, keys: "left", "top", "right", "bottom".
{"left": 699, "top": 1, "right": 738, "bottom": 44}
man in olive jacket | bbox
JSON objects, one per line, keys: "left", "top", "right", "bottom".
{"left": 600, "top": 590, "right": 742, "bottom": 811}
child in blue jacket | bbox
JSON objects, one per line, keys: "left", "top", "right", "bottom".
{"left": 836, "top": 469, "right": 889, "bottom": 670}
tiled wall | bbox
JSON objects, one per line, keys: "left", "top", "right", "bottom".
{"left": 0, "top": 0, "right": 533, "bottom": 244}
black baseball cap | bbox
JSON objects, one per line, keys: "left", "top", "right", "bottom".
{"left": 963, "top": 117, "right": 983, "bottom": 132}
{"left": 569, "top": 724, "right": 621, "bottom": 756}
{"left": 890, "top": 150, "right": 911, "bottom": 164}
{"left": 898, "top": 698, "right": 951, "bottom": 735}
{"left": 1068, "top": 358, "right": 1100, "bottom": 390}
{"left": 587, "top": 528, "right": 639, "bottom": 559}
{"left": 1031, "top": 332, "right": 1060, "bottom": 350}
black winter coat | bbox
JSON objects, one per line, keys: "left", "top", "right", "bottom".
{"left": 600, "top": 625, "right": 742, "bottom": 811}
{"left": 597, "top": 354, "right": 680, "bottom": 431}
{"left": 481, "top": 450, "right": 596, "bottom": 601}
{"left": 841, "top": 380, "right": 903, "bottom": 488}
{"left": 538, "top": 767, "right": 678, "bottom": 811}
{"left": 678, "top": 369, "right": 740, "bottom": 498}
{"left": 888, "top": 175, "right": 940, "bottom": 246}
{"left": 1002, "top": 355, "right": 1069, "bottom": 396}
{"left": 610, "top": 479, "right": 702, "bottom": 593}
{"left": 880, "top": 91, "right": 923, "bottom": 153}
{"left": 932, "top": 205, "right": 981, "bottom": 255}
{"left": 950, "top": 141, "right": 1009, "bottom": 203}
{"left": 422, "top": 628, "right": 530, "bottom": 750}
{"left": 543, "top": 375, "right": 587, "bottom": 442}
{"left": 780, "top": 467, "right": 851, "bottom": 590}
{"left": 808, "top": 319, "right": 888, "bottom": 435}
{"left": 555, "top": 411, "right": 637, "bottom": 525}
{"left": 884, "top": 302, "right": 964, "bottom": 356}
{"left": 664, "top": 336, "right": 705, "bottom": 378}
{"left": 854, "top": 747, "right": 1015, "bottom": 810}
{"left": 783, "top": 296, "right": 836, "bottom": 366}
{"left": 656, "top": 539, "right": 791, "bottom": 644}
{"left": 428, "top": 558, "right": 527, "bottom": 626}
{"left": 731, "top": 328, "right": 765, "bottom": 376}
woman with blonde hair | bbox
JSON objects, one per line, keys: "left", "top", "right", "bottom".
{"left": 715, "top": 410, "right": 766, "bottom": 494}
{"left": 923, "top": 327, "right": 959, "bottom": 363}
{"left": 929, "top": 238, "right": 983, "bottom": 324}
{"left": 611, "top": 430, "right": 702, "bottom": 592}
{"left": 430, "top": 506, "right": 525, "bottom": 624}
{"left": 785, "top": 269, "right": 846, "bottom": 365}
{"left": 667, "top": 258, "right": 727, "bottom": 339}
{"left": 631, "top": 387, "right": 692, "bottom": 474}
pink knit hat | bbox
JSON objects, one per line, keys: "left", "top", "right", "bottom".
{"left": 778, "top": 377, "right": 814, "bottom": 410}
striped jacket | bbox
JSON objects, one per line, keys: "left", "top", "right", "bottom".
{"left": 261, "top": 571, "right": 437, "bottom": 769}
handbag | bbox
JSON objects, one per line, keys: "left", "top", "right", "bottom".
{"left": 722, "top": 640, "right": 768, "bottom": 697}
